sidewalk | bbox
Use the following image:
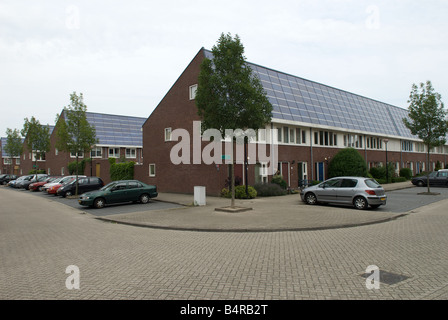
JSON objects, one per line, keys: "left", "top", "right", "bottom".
{"left": 96, "top": 181, "right": 415, "bottom": 232}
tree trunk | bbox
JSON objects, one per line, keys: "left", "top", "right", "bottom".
{"left": 427, "top": 147, "right": 431, "bottom": 193}
{"left": 231, "top": 161, "right": 235, "bottom": 208}
{"left": 75, "top": 155, "right": 79, "bottom": 196}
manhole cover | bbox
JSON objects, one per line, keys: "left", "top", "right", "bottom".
{"left": 362, "top": 270, "right": 410, "bottom": 285}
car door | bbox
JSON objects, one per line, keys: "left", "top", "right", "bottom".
{"left": 315, "top": 178, "right": 341, "bottom": 202}
{"left": 336, "top": 178, "right": 358, "bottom": 204}
{"left": 107, "top": 182, "right": 129, "bottom": 203}
{"left": 435, "top": 171, "right": 448, "bottom": 186}
{"left": 127, "top": 181, "right": 142, "bottom": 201}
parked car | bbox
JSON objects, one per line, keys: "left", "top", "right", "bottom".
{"left": 18, "top": 174, "right": 48, "bottom": 190}
{"left": 0, "top": 174, "right": 18, "bottom": 185}
{"left": 29, "top": 176, "right": 60, "bottom": 191}
{"left": 78, "top": 180, "right": 158, "bottom": 209}
{"left": 300, "top": 176, "right": 387, "bottom": 210}
{"left": 42, "top": 175, "right": 85, "bottom": 193}
{"left": 411, "top": 171, "right": 448, "bottom": 187}
{"left": 8, "top": 174, "right": 35, "bottom": 188}
{"left": 57, "top": 177, "right": 104, "bottom": 197}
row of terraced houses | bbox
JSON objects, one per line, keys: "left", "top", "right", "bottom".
{"left": 2, "top": 48, "right": 448, "bottom": 194}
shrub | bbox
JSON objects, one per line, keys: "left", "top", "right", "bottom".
{"left": 328, "top": 148, "right": 367, "bottom": 178}
{"left": 271, "top": 174, "right": 287, "bottom": 189}
{"left": 68, "top": 159, "right": 87, "bottom": 175}
{"left": 221, "top": 185, "right": 257, "bottom": 199}
{"left": 369, "top": 163, "right": 395, "bottom": 182}
{"left": 110, "top": 161, "right": 135, "bottom": 181}
{"left": 399, "top": 168, "right": 413, "bottom": 180}
{"left": 254, "top": 183, "right": 287, "bottom": 197}
{"left": 28, "top": 169, "right": 46, "bottom": 174}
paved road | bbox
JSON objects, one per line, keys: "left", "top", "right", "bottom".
{"left": 0, "top": 186, "right": 447, "bottom": 303}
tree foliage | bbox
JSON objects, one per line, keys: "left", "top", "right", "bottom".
{"left": 55, "top": 92, "right": 98, "bottom": 195}
{"left": 21, "top": 117, "right": 51, "bottom": 170}
{"left": 328, "top": 148, "right": 368, "bottom": 178}
{"left": 4, "top": 128, "right": 23, "bottom": 173}
{"left": 195, "top": 33, "right": 272, "bottom": 206}
{"left": 402, "top": 81, "right": 448, "bottom": 193}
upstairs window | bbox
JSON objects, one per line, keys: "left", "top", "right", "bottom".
{"left": 189, "top": 84, "right": 198, "bottom": 100}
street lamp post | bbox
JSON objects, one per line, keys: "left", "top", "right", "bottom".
{"left": 384, "top": 139, "right": 389, "bottom": 183}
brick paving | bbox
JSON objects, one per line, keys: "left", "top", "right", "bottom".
{"left": 0, "top": 185, "right": 447, "bottom": 300}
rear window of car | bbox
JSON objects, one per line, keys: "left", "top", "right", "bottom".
{"left": 365, "top": 179, "right": 381, "bottom": 188}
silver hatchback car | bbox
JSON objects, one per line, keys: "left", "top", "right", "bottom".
{"left": 300, "top": 177, "right": 387, "bottom": 210}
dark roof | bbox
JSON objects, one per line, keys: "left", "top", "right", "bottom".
{"left": 203, "top": 49, "right": 414, "bottom": 139}
{"left": 1, "top": 137, "right": 24, "bottom": 158}
{"left": 85, "top": 112, "right": 146, "bottom": 147}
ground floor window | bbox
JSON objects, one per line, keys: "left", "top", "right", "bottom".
{"left": 149, "top": 164, "right": 156, "bottom": 177}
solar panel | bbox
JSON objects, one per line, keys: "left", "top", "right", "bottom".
{"left": 203, "top": 49, "right": 417, "bottom": 139}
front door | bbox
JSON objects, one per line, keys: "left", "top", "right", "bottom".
{"left": 96, "top": 163, "right": 101, "bottom": 177}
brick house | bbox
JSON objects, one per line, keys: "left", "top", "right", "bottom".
{"left": 47, "top": 111, "right": 146, "bottom": 184}
{"left": 139, "top": 48, "right": 448, "bottom": 196}
{"left": 1, "top": 137, "right": 23, "bottom": 175}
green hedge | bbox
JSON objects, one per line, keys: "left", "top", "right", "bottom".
{"left": 399, "top": 168, "right": 413, "bottom": 180}
{"left": 254, "top": 183, "right": 287, "bottom": 197}
{"left": 221, "top": 185, "right": 257, "bottom": 199}
{"left": 271, "top": 175, "right": 287, "bottom": 189}
{"left": 68, "top": 159, "right": 87, "bottom": 175}
{"left": 110, "top": 161, "right": 135, "bottom": 181}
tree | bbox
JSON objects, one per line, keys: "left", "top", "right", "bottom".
{"left": 4, "top": 128, "right": 23, "bottom": 174}
{"left": 195, "top": 33, "right": 273, "bottom": 207}
{"left": 328, "top": 148, "right": 368, "bottom": 178}
{"left": 55, "top": 92, "right": 98, "bottom": 196}
{"left": 21, "top": 117, "right": 51, "bottom": 172}
{"left": 403, "top": 81, "right": 448, "bottom": 194}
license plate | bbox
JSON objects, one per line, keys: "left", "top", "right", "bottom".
{"left": 380, "top": 197, "right": 386, "bottom": 201}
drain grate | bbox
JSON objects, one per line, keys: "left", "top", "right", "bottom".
{"left": 362, "top": 269, "right": 410, "bottom": 285}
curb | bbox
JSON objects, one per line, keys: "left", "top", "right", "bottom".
{"left": 95, "top": 212, "right": 409, "bottom": 233}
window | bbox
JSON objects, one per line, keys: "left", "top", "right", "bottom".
{"left": 108, "top": 148, "right": 120, "bottom": 158}
{"left": 4, "top": 158, "right": 12, "bottom": 165}
{"left": 149, "top": 164, "right": 156, "bottom": 177}
{"left": 314, "top": 132, "right": 319, "bottom": 144}
{"left": 165, "top": 128, "right": 172, "bottom": 142}
{"left": 70, "top": 151, "right": 84, "bottom": 158}
{"left": 277, "top": 128, "right": 282, "bottom": 143}
{"left": 55, "top": 148, "right": 58, "bottom": 156}
{"left": 295, "top": 128, "right": 301, "bottom": 144}
{"left": 126, "top": 148, "right": 136, "bottom": 158}
{"left": 189, "top": 84, "right": 198, "bottom": 100}
{"left": 91, "top": 147, "right": 102, "bottom": 158}
{"left": 283, "top": 127, "right": 289, "bottom": 143}
{"left": 289, "top": 128, "right": 295, "bottom": 143}
{"left": 302, "top": 130, "right": 306, "bottom": 144}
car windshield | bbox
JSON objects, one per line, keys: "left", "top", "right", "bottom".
{"left": 365, "top": 179, "right": 381, "bottom": 188}
{"left": 428, "top": 172, "right": 437, "bottom": 178}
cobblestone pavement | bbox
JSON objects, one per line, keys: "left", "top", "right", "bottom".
{"left": 0, "top": 187, "right": 447, "bottom": 300}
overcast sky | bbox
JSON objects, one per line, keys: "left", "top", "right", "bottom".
{"left": 1, "top": 0, "right": 447, "bottom": 137}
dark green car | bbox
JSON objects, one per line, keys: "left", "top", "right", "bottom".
{"left": 78, "top": 180, "right": 158, "bottom": 209}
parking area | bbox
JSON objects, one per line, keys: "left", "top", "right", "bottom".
{"left": 5, "top": 186, "right": 184, "bottom": 217}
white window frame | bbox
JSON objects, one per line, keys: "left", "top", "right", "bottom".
{"left": 125, "top": 148, "right": 136, "bottom": 159}
{"left": 70, "top": 151, "right": 84, "bottom": 158}
{"left": 165, "top": 128, "right": 172, "bottom": 142}
{"left": 189, "top": 84, "right": 198, "bottom": 100}
{"left": 149, "top": 164, "right": 156, "bottom": 177}
{"left": 91, "top": 147, "right": 102, "bottom": 158}
{"left": 108, "top": 148, "right": 120, "bottom": 158}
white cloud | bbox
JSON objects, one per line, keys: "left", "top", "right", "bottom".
{"left": 1, "top": 0, "right": 447, "bottom": 136}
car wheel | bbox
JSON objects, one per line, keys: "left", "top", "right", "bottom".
{"left": 305, "top": 192, "right": 317, "bottom": 205}
{"left": 417, "top": 180, "right": 424, "bottom": 187}
{"left": 93, "top": 198, "right": 105, "bottom": 209}
{"left": 140, "top": 194, "right": 150, "bottom": 204}
{"left": 354, "top": 196, "right": 368, "bottom": 210}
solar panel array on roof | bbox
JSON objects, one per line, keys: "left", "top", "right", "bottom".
{"left": 1, "top": 137, "right": 25, "bottom": 158}
{"left": 203, "top": 50, "right": 415, "bottom": 139}
{"left": 85, "top": 112, "right": 146, "bottom": 147}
